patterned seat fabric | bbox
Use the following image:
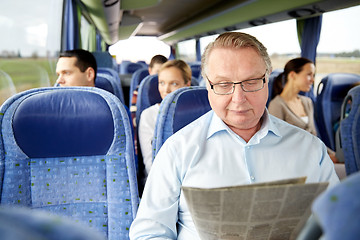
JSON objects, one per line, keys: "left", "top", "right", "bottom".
{"left": 315, "top": 73, "right": 360, "bottom": 150}
{"left": 152, "top": 86, "right": 211, "bottom": 160}
{"left": 0, "top": 87, "right": 139, "bottom": 240}
{"left": 97, "top": 67, "right": 125, "bottom": 104}
{"left": 311, "top": 171, "right": 360, "bottom": 239}
{"left": 0, "top": 206, "right": 105, "bottom": 240}
{"left": 340, "top": 85, "right": 360, "bottom": 175}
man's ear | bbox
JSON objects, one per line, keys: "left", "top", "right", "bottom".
{"left": 86, "top": 67, "right": 96, "bottom": 82}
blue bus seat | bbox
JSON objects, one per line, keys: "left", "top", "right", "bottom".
{"left": 152, "top": 86, "right": 211, "bottom": 159}
{"left": 0, "top": 87, "right": 139, "bottom": 240}
{"left": 339, "top": 85, "right": 360, "bottom": 175}
{"left": 189, "top": 62, "right": 201, "bottom": 80}
{"left": 120, "top": 62, "right": 143, "bottom": 75}
{"left": 92, "top": 51, "right": 117, "bottom": 70}
{"left": 96, "top": 73, "right": 124, "bottom": 104}
{"left": 315, "top": 73, "right": 360, "bottom": 150}
{"left": 310, "top": 171, "right": 360, "bottom": 239}
{"left": 136, "top": 61, "right": 148, "bottom": 68}
{"left": 128, "top": 68, "right": 149, "bottom": 108}
{"left": 97, "top": 67, "right": 125, "bottom": 104}
{"left": 135, "top": 75, "right": 162, "bottom": 129}
{"left": 0, "top": 206, "right": 105, "bottom": 240}
{"left": 190, "top": 76, "right": 200, "bottom": 86}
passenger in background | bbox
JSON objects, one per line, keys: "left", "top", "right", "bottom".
{"left": 148, "top": 54, "right": 168, "bottom": 75}
{"left": 56, "top": 49, "right": 97, "bottom": 87}
{"left": 268, "top": 58, "right": 316, "bottom": 135}
{"left": 138, "top": 59, "right": 191, "bottom": 179}
{"left": 130, "top": 54, "right": 167, "bottom": 124}
{"left": 268, "top": 58, "right": 337, "bottom": 162}
{"left": 130, "top": 32, "right": 339, "bottom": 240}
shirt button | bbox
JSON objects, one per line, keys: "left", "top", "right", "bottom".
{"left": 250, "top": 176, "right": 255, "bottom": 181}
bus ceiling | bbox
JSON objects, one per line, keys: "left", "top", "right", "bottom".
{"left": 76, "top": 0, "right": 360, "bottom": 46}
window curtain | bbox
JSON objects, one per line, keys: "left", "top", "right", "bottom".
{"left": 62, "top": 0, "right": 80, "bottom": 51}
{"left": 297, "top": 15, "right": 322, "bottom": 63}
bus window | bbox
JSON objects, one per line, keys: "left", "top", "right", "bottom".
{"left": 0, "top": 70, "right": 16, "bottom": 104}
{"left": 177, "top": 39, "right": 197, "bottom": 62}
{"left": 0, "top": 0, "right": 62, "bottom": 104}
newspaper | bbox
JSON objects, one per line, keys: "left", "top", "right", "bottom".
{"left": 182, "top": 177, "right": 328, "bottom": 240}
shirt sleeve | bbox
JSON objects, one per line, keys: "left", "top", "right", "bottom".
{"left": 317, "top": 140, "right": 340, "bottom": 188}
{"left": 130, "top": 141, "right": 181, "bottom": 239}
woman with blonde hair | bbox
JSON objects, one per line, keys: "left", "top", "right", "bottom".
{"left": 138, "top": 59, "right": 192, "bottom": 179}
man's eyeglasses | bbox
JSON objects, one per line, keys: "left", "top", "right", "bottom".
{"left": 206, "top": 71, "right": 267, "bottom": 95}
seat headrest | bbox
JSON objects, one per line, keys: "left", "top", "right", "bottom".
{"left": 12, "top": 90, "right": 114, "bottom": 158}
{"left": 173, "top": 88, "right": 211, "bottom": 132}
{"left": 95, "top": 75, "right": 115, "bottom": 94}
{"left": 147, "top": 75, "right": 162, "bottom": 106}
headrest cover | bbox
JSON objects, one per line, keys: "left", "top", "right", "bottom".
{"left": 95, "top": 75, "right": 115, "bottom": 94}
{"left": 148, "top": 75, "right": 162, "bottom": 105}
{"left": 173, "top": 88, "right": 211, "bottom": 132}
{"left": 13, "top": 90, "right": 114, "bottom": 158}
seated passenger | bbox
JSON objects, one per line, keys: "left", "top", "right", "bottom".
{"left": 148, "top": 54, "right": 168, "bottom": 75}
{"left": 131, "top": 54, "right": 168, "bottom": 123}
{"left": 268, "top": 58, "right": 316, "bottom": 135}
{"left": 56, "top": 49, "right": 97, "bottom": 87}
{"left": 268, "top": 58, "right": 337, "bottom": 162}
{"left": 138, "top": 59, "right": 191, "bottom": 179}
{"left": 130, "top": 32, "right": 339, "bottom": 240}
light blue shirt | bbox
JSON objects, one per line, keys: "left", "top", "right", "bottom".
{"left": 130, "top": 110, "right": 339, "bottom": 240}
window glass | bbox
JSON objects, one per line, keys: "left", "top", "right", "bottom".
{"left": 177, "top": 39, "right": 196, "bottom": 62}
{"left": 0, "top": 0, "right": 63, "bottom": 104}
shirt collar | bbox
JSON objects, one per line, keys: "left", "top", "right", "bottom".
{"left": 207, "top": 109, "right": 281, "bottom": 142}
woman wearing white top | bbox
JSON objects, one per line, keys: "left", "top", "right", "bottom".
{"left": 138, "top": 60, "right": 192, "bottom": 180}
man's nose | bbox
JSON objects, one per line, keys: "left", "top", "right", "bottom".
{"left": 231, "top": 83, "right": 246, "bottom": 102}
{"left": 56, "top": 75, "right": 63, "bottom": 84}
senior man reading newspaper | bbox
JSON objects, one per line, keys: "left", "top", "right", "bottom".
{"left": 129, "top": 32, "right": 339, "bottom": 240}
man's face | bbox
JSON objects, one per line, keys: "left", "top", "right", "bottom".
{"left": 149, "top": 63, "right": 163, "bottom": 75}
{"left": 205, "top": 47, "right": 268, "bottom": 135}
{"left": 56, "top": 57, "right": 94, "bottom": 87}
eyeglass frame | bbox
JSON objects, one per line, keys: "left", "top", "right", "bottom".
{"left": 205, "top": 70, "right": 268, "bottom": 95}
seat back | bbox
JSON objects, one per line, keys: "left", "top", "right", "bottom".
{"left": 310, "top": 171, "right": 360, "bottom": 239}
{"left": 340, "top": 85, "right": 360, "bottom": 175}
{"left": 92, "top": 51, "right": 117, "bottom": 70}
{"left": 0, "top": 206, "right": 105, "bottom": 240}
{"left": 189, "top": 62, "right": 201, "bottom": 80}
{"left": 0, "top": 87, "right": 139, "bottom": 240}
{"left": 315, "top": 73, "right": 360, "bottom": 150}
{"left": 96, "top": 73, "right": 125, "bottom": 104}
{"left": 97, "top": 67, "right": 125, "bottom": 104}
{"left": 135, "top": 75, "right": 162, "bottom": 128}
{"left": 128, "top": 68, "right": 149, "bottom": 108}
{"left": 120, "top": 62, "right": 143, "bottom": 75}
{"left": 152, "top": 86, "right": 211, "bottom": 159}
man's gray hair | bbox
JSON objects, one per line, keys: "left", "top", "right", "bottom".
{"left": 201, "top": 32, "right": 272, "bottom": 78}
